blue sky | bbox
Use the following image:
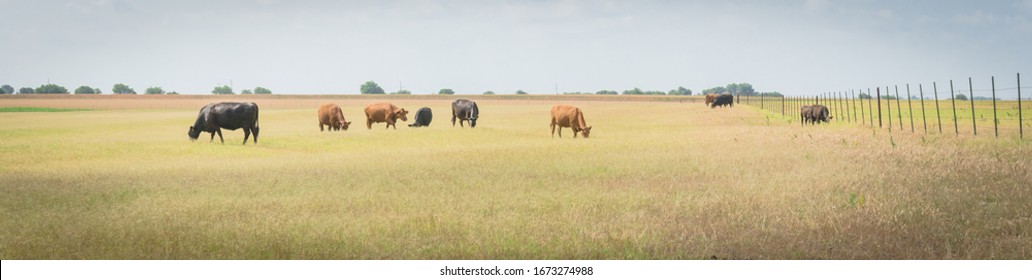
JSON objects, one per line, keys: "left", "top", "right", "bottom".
{"left": 1, "top": 0, "right": 1029, "bottom": 97}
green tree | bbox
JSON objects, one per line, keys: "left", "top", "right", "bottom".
{"left": 622, "top": 88, "right": 644, "bottom": 95}
{"left": 702, "top": 86, "right": 726, "bottom": 94}
{"left": 1, "top": 85, "right": 13, "bottom": 94}
{"left": 596, "top": 90, "right": 618, "bottom": 95}
{"left": 241, "top": 89, "right": 253, "bottom": 94}
{"left": 668, "top": 86, "right": 692, "bottom": 95}
{"left": 955, "top": 94, "right": 968, "bottom": 101}
{"left": 859, "top": 92, "right": 872, "bottom": 99}
{"left": 74, "top": 86, "right": 97, "bottom": 94}
{"left": 390, "top": 89, "right": 412, "bottom": 95}
{"left": 19, "top": 87, "right": 34, "bottom": 94}
{"left": 167, "top": 91, "right": 179, "bottom": 95}
{"left": 483, "top": 90, "right": 495, "bottom": 95}
{"left": 360, "top": 81, "right": 385, "bottom": 94}
{"left": 516, "top": 90, "right": 527, "bottom": 95}
{"left": 145, "top": 87, "right": 165, "bottom": 94}
{"left": 112, "top": 83, "right": 136, "bottom": 94}
{"left": 35, "top": 84, "right": 69, "bottom": 94}
{"left": 253, "top": 87, "right": 272, "bottom": 94}
{"left": 93, "top": 88, "right": 102, "bottom": 94}
{"left": 212, "top": 85, "right": 234, "bottom": 94}
{"left": 438, "top": 88, "right": 455, "bottom": 95}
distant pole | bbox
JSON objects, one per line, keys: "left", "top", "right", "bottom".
{"left": 868, "top": 88, "right": 874, "bottom": 127}
{"left": 1018, "top": 73, "right": 1023, "bottom": 140}
{"left": 934, "top": 82, "right": 943, "bottom": 134}
{"left": 919, "top": 84, "right": 927, "bottom": 133}
{"left": 877, "top": 87, "right": 883, "bottom": 128}
{"left": 895, "top": 85, "right": 903, "bottom": 129}
{"left": 852, "top": 90, "right": 858, "bottom": 123}
{"left": 969, "top": 77, "right": 976, "bottom": 136}
{"left": 950, "top": 80, "right": 958, "bottom": 135}
{"left": 555, "top": 83, "right": 559, "bottom": 95}
{"left": 886, "top": 86, "right": 892, "bottom": 131}
{"left": 782, "top": 95, "right": 785, "bottom": 115}
{"left": 858, "top": 89, "right": 865, "bottom": 125}
{"left": 992, "top": 76, "right": 998, "bottom": 138}
{"left": 906, "top": 84, "right": 914, "bottom": 133}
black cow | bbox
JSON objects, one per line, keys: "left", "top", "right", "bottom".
{"left": 809, "top": 105, "right": 831, "bottom": 123}
{"left": 188, "top": 102, "right": 260, "bottom": 145}
{"left": 710, "top": 94, "right": 734, "bottom": 108}
{"left": 451, "top": 99, "right": 479, "bottom": 128}
{"left": 409, "top": 107, "right": 433, "bottom": 127}
{"left": 801, "top": 104, "right": 831, "bottom": 124}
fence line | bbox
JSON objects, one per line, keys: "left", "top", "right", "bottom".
{"left": 734, "top": 73, "right": 1026, "bottom": 140}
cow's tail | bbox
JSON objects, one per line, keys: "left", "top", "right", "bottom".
{"left": 253, "top": 104, "right": 261, "bottom": 141}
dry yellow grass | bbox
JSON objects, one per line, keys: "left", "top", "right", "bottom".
{"left": 0, "top": 95, "right": 1029, "bottom": 259}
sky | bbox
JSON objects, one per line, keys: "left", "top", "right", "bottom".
{"left": 1, "top": 0, "right": 1030, "bottom": 97}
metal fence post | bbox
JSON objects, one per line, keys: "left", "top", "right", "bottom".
{"left": 869, "top": 88, "right": 875, "bottom": 127}
{"left": 877, "top": 87, "right": 883, "bottom": 128}
{"left": 852, "top": 90, "right": 858, "bottom": 123}
{"left": 907, "top": 84, "right": 914, "bottom": 133}
{"left": 969, "top": 77, "right": 976, "bottom": 136}
{"left": 950, "top": 80, "right": 958, "bottom": 135}
{"left": 919, "top": 84, "right": 927, "bottom": 133}
{"left": 934, "top": 82, "right": 942, "bottom": 134}
{"left": 857, "top": 90, "right": 864, "bottom": 125}
{"left": 886, "top": 86, "right": 892, "bottom": 131}
{"left": 992, "top": 76, "right": 998, "bottom": 138}
{"left": 895, "top": 85, "right": 903, "bottom": 129}
{"left": 1019, "top": 73, "right": 1024, "bottom": 140}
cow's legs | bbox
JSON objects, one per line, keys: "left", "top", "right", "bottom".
{"left": 573, "top": 128, "right": 579, "bottom": 138}
{"left": 452, "top": 115, "right": 457, "bottom": 126}
{"left": 367, "top": 119, "right": 373, "bottom": 130}
{"left": 243, "top": 128, "right": 251, "bottom": 145}
{"left": 550, "top": 122, "right": 556, "bottom": 138}
{"left": 209, "top": 131, "right": 216, "bottom": 143}
{"left": 216, "top": 129, "right": 224, "bottom": 144}
{"left": 320, "top": 123, "right": 325, "bottom": 131}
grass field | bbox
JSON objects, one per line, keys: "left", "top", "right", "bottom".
{"left": 1, "top": 95, "right": 1030, "bottom": 259}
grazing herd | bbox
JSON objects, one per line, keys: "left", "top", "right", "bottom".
{"left": 187, "top": 95, "right": 835, "bottom": 144}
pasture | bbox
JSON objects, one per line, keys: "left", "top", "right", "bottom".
{"left": 1, "top": 95, "right": 1029, "bottom": 259}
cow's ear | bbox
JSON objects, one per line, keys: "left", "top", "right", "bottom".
{"left": 189, "top": 126, "right": 194, "bottom": 130}
{"left": 347, "top": 121, "right": 352, "bottom": 125}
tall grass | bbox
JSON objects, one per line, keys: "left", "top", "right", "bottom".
{"left": 0, "top": 98, "right": 1029, "bottom": 259}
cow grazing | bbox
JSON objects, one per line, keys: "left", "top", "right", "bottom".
{"left": 317, "top": 103, "right": 351, "bottom": 131}
{"left": 809, "top": 105, "right": 831, "bottom": 123}
{"left": 550, "top": 105, "right": 592, "bottom": 138}
{"left": 188, "top": 102, "right": 260, "bottom": 145}
{"left": 364, "top": 103, "right": 409, "bottom": 129}
{"left": 801, "top": 104, "right": 832, "bottom": 124}
{"left": 705, "top": 93, "right": 718, "bottom": 106}
{"left": 451, "top": 99, "right": 480, "bottom": 128}
{"left": 710, "top": 93, "right": 734, "bottom": 108}
{"left": 409, "top": 107, "right": 433, "bottom": 127}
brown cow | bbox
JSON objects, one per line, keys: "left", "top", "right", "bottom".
{"left": 317, "top": 103, "right": 350, "bottom": 131}
{"left": 550, "top": 105, "right": 592, "bottom": 138}
{"left": 364, "top": 103, "right": 409, "bottom": 129}
{"left": 705, "top": 93, "right": 718, "bottom": 106}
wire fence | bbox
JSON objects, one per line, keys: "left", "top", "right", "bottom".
{"left": 737, "top": 73, "right": 1029, "bottom": 140}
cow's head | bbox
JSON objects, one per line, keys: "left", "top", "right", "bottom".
{"left": 188, "top": 126, "right": 201, "bottom": 141}
{"left": 469, "top": 115, "right": 478, "bottom": 128}
{"left": 396, "top": 108, "right": 409, "bottom": 122}
{"left": 340, "top": 121, "right": 352, "bottom": 130}
{"left": 581, "top": 126, "right": 592, "bottom": 138}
